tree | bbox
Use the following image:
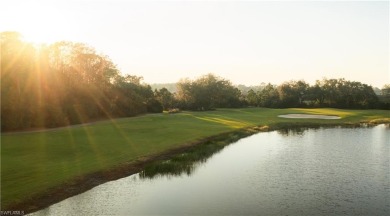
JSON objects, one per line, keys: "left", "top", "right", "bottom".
{"left": 277, "top": 80, "right": 309, "bottom": 107}
{"left": 378, "top": 84, "right": 390, "bottom": 109}
{"left": 382, "top": 84, "right": 390, "bottom": 96}
{"left": 1, "top": 32, "right": 42, "bottom": 129}
{"left": 155, "top": 88, "right": 175, "bottom": 110}
{"left": 306, "top": 83, "right": 325, "bottom": 107}
{"left": 47, "top": 41, "right": 120, "bottom": 122}
{"left": 111, "top": 75, "right": 158, "bottom": 116}
{"left": 258, "top": 83, "right": 280, "bottom": 108}
{"left": 1, "top": 31, "right": 159, "bottom": 131}
{"left": 313, "top": 78, "right": 378, "bottom": 108}
{"left": 246, "top": 89, "right": 259, "bottom": 106}
{"left": 175, "top": 74, "right": 242, "bottom": 110}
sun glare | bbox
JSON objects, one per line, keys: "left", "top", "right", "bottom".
{"left": 22, "top": 30, "right": 61, "bottom": 45}
{"left": 27, "top": 30, "right": 76, "bottom": 47}
{"left": 2, "top": 1, "right": 73, "bottom": 45}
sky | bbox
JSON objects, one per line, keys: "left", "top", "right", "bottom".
{"left": 1, "top": 0, "right": 389, "bottom": 87}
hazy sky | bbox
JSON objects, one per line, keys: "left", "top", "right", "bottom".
{"left": 1, "top": 0, "right": 389, "bottom": 87}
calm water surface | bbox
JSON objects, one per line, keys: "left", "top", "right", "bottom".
{"left": 32, "top": 125, "right": 389, "bottom": 215}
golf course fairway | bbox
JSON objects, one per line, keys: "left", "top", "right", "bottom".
{"left": 1, "top": 108, "right": 389, "bottom": 212}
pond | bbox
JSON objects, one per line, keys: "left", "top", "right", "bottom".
{"left": 31, "top": 124, "right": 389, "bottom": 215}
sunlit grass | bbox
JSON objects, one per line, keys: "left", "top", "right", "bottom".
{"left": 1, "top": 108, "right": 389, "bottom": 209}
{"left": 290, "top": 108, "right": 354, "bottom": 118}
{"left": 193, "top": 116, "right": 252, "bottom": 128}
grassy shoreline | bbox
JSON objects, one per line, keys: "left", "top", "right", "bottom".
{"left": 1, "top": 108, "right": 389, "bottom": 213}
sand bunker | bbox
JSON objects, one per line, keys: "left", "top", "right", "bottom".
{"left": 278, "top": 114, "right": 341, "bottom": 119}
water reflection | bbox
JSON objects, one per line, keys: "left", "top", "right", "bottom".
{"left": 277, "top": 127, "right": 317, "bottom": 136}
{"left": 276, "top": 123, "right": 389, "bottom": 137}
{"left": 140, "top": 129, "right": 258, "bottom": 179}
{"left": 140, "top": 141, "right": 227, "bottom": 178}
{"left": 137, "top": 124, "right": 390, "bottom": 179}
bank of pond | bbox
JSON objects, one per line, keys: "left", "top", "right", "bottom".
{"left": 30, "top": 124, "right": 389, "bottom": 216}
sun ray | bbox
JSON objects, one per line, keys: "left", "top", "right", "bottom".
{"left": 85, "top": 91, "right": 141, "bottom": 156}
{"left": 73, "top": 107, "right": 106, "bottom": 169}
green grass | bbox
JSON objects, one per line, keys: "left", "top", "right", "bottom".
{"left": 1, "top": 108, "right": 389, "bottom": 208}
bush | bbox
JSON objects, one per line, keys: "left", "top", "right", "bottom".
{"left": 146, "top": 99, "right": 163, "bottom": 113}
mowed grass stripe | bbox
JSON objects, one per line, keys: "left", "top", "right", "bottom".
{"left": 1, "top": 108, "right": 389, "bottom": 208}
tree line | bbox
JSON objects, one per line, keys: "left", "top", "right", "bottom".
{"left": 1, "top": 32, "right": 162, "bottom": 131}
{"left": 1, "top": 32, "right": 389, "bottom": 131}
{"left": 245, "top": 79, "right": 384, "bottom": 109}
{"left": 170, "top": 76, "right": 388, "bottom": 110}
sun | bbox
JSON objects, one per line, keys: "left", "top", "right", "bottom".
{"left": 22, "top": 29, "right": 65, "bottom": 45}
{"left": 16, "top": 13, "right": 74, "bottom": 45}
{"left": 0, "top": 0, "right": 72, "bottom": 45}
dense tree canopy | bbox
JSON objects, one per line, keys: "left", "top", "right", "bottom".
{"left": 378, "top": 84, "right": 390, "bottom": 109}
{"left": 277, "top": 80, "right": 309, "bottom": 108}
{"left": 175, "top": 74, "right": 242, "bottom": 110}
{"left": 244, "top": 78, "right": 380, "bottom": 109}
{"left": 1, "top": 31, "right": 387, "bottom": 131}
{"left": 313, "top": 78, "right": 379, "bottom": 108}
{"left": 1, "top": 32, "right": 162, "bottom": 131}
{"left": 382, "top": 84, "right": 390, "bottom": 96}
{"left": 154, "top": 87, "right": 175, "bottom": 111}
